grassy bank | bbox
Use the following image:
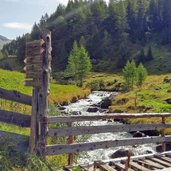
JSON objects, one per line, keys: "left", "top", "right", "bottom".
{"left": 0, "top": 69, "right": 90, "bottom": 170}
{"left": 109, "top": 74, "right": 171, "bottom": 133}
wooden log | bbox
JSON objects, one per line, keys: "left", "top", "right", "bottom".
{"left": 67, "top": 123, "right": 74, "bottom": 166}
{"left": 0, "top": 109, "right": 31, "bottom": 127}
{"left": 48, "top": 124, "right": 171, "bottom": 137}
{"left": 48, "top": 113, "right": 171, "bottom": 123}
{"left": 45, "top": 136, "right": 171, "bottom": 155}
{"left": 0, "top": 87, "right": 32, "bottom": 106}
{"left": 161, "top": 116, "right": 166, "bottom": 152}
{"left": 38, "top": 32, "right": 51, "bottom": 157}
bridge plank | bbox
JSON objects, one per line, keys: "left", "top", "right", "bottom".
{"left": 148, "top": 157, "right": 171, "bottom": 167}
{"left": 48, "top": 124, "right": 171, "bottom": 137}
{"left": 129, "top": 161, "right": 151, "bottom": 171}
{"left": 0, "top": 88, "right": 32, "bottom": 106}
{"left": 155, "top": 155, "right": 171, "bottom": 163}
{"left": 0, "top": 109, "right": 31, "bottom": 127}
{"left": 113, "top": 162, "right": 134, "bottom": 171}
{"left": 46, "top": 136, "right": 171, "bottom": 155}
{"left": 140, "top": 159, "right": 164, "bottom": 169}
{"left": 95, "top": 162, "right": 117, "bottom": 171}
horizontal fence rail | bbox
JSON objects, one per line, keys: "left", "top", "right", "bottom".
{"left": 48, "top": 113, "right": 171, "bottom": 123}
{"left": 0, "top": 109, "right": 31, "bottom": 127}
{"left": 0, "top": 88, "right": 32, "bottom": 106}
{"left": 48, "top": 123, "right": 171, "bottom": 137}
{"left": 46, "top": 136, "right": 171, "bottom": 155}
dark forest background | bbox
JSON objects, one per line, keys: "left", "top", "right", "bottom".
{"left": 2, "top": 0, "right": 171, "bottom": 73}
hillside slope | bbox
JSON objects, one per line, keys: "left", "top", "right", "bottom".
{"left": 2, "top": 0, "right": 171, "bottom": 74}
{"left": 0, "top": 35, "right": 10, "bottom": 50}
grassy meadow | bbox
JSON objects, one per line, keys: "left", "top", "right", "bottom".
{"left": 0, "top": 69, "right": 90, "bottom": 135}
{"left": 1, "top": 69, "right": 171, "bottom": 169}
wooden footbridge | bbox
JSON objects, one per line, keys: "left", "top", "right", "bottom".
{"left": 1, "top": 34, "right": 171, "bottom": 171}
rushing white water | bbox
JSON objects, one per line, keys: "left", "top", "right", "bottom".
{"left": 61, "top": 91, "right": 156, "bottom": 164}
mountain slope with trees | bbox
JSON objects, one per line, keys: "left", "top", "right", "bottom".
{"left": 0, "top": 35, "right": 10, "bottom": 50}
{"left": 1, "top": 0, "right": 171, "bottom": 74}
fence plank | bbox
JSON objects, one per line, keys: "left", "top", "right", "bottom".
{"left": 0, "top": 109, "right": 31, "bottom": 127}
{"left": 45, "top": 136, "right": 171, "bottom": 155}
{"left": 48, "top": 113, "right": 171, "bottom": 123}
{"left": 48, "top": 124, "right": 171, "bottom": 137}
{"left": 0, "top": 88, "right": 32, "bottom": 106}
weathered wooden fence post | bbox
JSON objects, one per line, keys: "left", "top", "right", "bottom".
{"left": 38, "top": 31, "right": 52, "bottom": 157}
{"left": 67, "top": 122, "right": 74, "bottom": 165}
{"left": 25, "top": 31, "right": 52, "bottom": 156}
{"left": 161, "top": 116, "right": 166, "bottom": 152}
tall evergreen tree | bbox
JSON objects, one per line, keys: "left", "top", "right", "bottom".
{"left": 123, "top": 60, "right": 137, "bottom": 90}
{"left": 136, "top": 63, "right": 147, "bottom": 87}
{"left": 65, "top": 41, "right": 92, "bottom": 86}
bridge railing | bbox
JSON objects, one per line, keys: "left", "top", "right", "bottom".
{"left": 46, "top": 113, "right": 171, "bottom": 165}
{"left": 0, "top": 87, "right": 31, "bottom": 127}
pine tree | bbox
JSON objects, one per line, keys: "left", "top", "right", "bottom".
{"left": 64, "top": 41, "right": 79, "bottom": 79}
{"left": 123, "top": 60, "right": 137, "bottom": 90}
{"left": 77, "top": 46, "right": 92, "bottom": 86}
{"left": 136, "top": 63, "right": 147, "bottom": 87}
{"left": 65, "top": 41, "right": 92, "bottom": 86}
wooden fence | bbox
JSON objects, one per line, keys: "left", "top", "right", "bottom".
{"left": 1, "top": 32, "right": 171, "bottom": 168}
{"left": 46, "top": 113, "right": 171, "bottom": 165}
{"left": 0, "top": 31, "right": 52, "bottom": 156}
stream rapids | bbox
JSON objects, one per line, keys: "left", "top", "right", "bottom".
{"left": 60, "top": 91, "right": 156, "bottom": 164}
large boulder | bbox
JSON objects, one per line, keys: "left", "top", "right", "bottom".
{"left": 101, "top": 94, "right": 115, "bottom": 109}
{"left": 72, "top": 111, "right": 81, "bottom": 115}
{"left": 110, "top": 149, "right": 134, "bottom": 159}
{"left": 87, "top": 107, "right": 98, "bottom": 113}
{"left": 163, "top": 77, "right": 171, "bottom": 83}
{"left": 58, "top": 106, "right": 66, "bottom": 110}
{"left": 133, "top": 131, "right": 146, "bottom": 138}
{"left": 165, "top": 98, "right": 171, "bottom": 104}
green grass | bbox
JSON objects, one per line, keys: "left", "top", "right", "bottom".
{"left": 109, "top": 74, "right": 171, "bottom": 133}
{"left": 0, "top": 69, "right": 91, "bottom": 169}
{"left": 0, "top": 69, "right": 90, "bottom": 135}
{"left": 144, "top": 44, "right": 171, "bottom": 74}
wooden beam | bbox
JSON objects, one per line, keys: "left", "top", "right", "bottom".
{"left": 45, "top": 136, "right": 171, "bottom": 155}
{"left": 0, "top": 109, "right": 31, "bottom": 127}
{"left": 0, "top": 88, "right": 32, "bottom": 106}
{"left": 94, "top": 162, "right": 117, "bottom": 171}
{"left": 48, "top": 113, "right": 171, "bottom": 123}
{"left": 48, "top": 124, "right": 171, "bottom": 137}
{"left": 129, "top": 161, "right": 151, "bottom": 171}
{"left": 38, "top": 31, "right": 51, "bottom": 157}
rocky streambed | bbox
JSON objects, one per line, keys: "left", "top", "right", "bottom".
{"left": 59, "top": 91, "right": 157, "bottom": 164}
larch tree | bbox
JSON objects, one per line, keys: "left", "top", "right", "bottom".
{"left": 65, "top": 41, "right": 92, "bottom": 86}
